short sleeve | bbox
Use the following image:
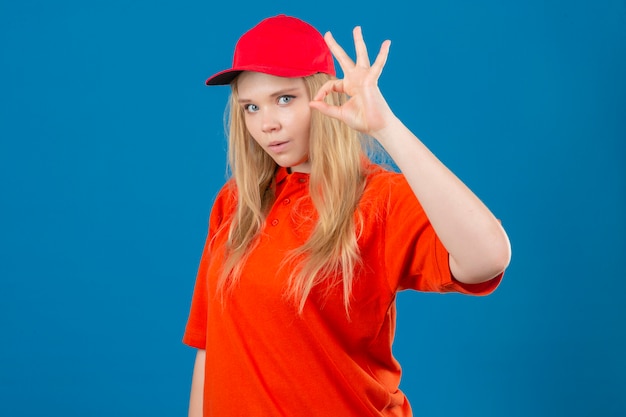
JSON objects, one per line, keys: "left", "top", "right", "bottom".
{"left": 182, "top": 183, "right": 236, "bottom": 349}
{"left": 380, "top": 174, "right": 502, "bottom": 296}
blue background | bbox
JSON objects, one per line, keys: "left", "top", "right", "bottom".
{"left": 1, "top": 0, "right": 624, "bottom": 415}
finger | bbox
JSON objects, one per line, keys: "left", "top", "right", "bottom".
{"left": 309, "top": 99, "right": 344, "bottom": 121}
{"left": 370, "top": 40, "right": 391, "bottom": 78}
{"left": 312, "top": 79, "right": 345, "bottom": 101}
{"left": 352, "top": 26, "right": 371, "bottom": 68}
{"left": 324, "top": 31, "right": 355, "bottom": 70}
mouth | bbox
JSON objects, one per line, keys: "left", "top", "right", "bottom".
{"left": 268, "top": 140, "right": 289, "bottom": 153}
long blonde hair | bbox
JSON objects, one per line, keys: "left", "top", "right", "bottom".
{"left": 217, "top": 73, "right": 370, "bottom": 314}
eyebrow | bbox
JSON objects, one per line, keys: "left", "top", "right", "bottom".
{"left": 237, "top": 87, "right": 302, "bottom": 104}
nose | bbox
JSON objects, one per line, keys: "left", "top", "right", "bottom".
{"left": 261, "top": 108, "right": 281, "bottom": 133}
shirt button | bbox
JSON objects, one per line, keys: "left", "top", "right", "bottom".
{"left": 298, "top": 178, "right": 307, "bottom": 183}
{"left": 283, "top": 198, "right": 290, "bottom": 205}
{"left": 271, "top": 219, "right": 279, "bottom": 226}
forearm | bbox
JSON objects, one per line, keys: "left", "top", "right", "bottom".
{"left": 188, "top": 349, "right": 206, "bottom": 417}
{"left": 373, "top": 116, "right": 511, "bottom": 283}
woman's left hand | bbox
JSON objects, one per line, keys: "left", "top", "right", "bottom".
{"left": 309, "top": 27, "right": 394, "bottom": 136}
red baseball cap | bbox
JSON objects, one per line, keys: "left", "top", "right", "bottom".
{"left": 205, "top": 14, "right": 336, "bottom": 85}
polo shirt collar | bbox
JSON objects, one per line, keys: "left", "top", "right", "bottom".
{"left": 275, "top": 166, "right": 290, "bottom": 186}
{"left": 275, "top": 166, "right": 310, "bottom": 186}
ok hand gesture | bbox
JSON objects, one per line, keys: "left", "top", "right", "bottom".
{"left": 309, "top": 27, "right": 395, "bottom": 136}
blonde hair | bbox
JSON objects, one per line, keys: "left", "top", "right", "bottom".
{"left": 217, "top": 73, "right": 371, "bottom": 315}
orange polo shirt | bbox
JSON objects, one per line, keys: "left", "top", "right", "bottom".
{"left": 183, "top": 164, "right": 502, "bottom": 416}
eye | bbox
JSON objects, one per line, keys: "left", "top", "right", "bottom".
{"left": 244, "top": 103, "right": 259, "bottom": 113}
{"left": 278, "top": 95, "right": 295, "bottom": 105}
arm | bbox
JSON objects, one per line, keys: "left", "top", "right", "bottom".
{"left": 310, "top": 27, "right": 511, "bottom": 284}
{"left": 372, "top": 117, "right": 510, "bottom": 283}
{"left": 188, "top": 349, "right": 206, "bottom": 417}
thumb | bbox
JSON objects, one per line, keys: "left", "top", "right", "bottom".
{"left": 309, "top": 100, "right": 344, "bottom": 121}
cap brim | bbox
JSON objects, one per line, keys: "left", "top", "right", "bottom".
{"left": 205, "top": 65, "right": 329, "bottom": 86}
{"left": 205, "top": 69, "right": 244, "bottom": 86}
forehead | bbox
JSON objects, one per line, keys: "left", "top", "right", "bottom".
{"left": 236, "top": 72, "right": 307, "bottom": 97}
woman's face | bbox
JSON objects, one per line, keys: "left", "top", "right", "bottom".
{"left": 236, "top": 72, "right": 312, "bottom": 173}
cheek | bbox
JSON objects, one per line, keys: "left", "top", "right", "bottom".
{"left": 243, "top": 114, "right": 253, "bottom": 131}
{"left": 243, "top": 116, "right": 261, "bottom": 140}
{"left": 302, "top": 118, "right": 312, "bottom": 143}
{"left": 293, "top": 108, "right": 312, "bottom": 135}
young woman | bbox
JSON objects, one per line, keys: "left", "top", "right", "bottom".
{"left": 184, "top": 14, "right": 511, "bottom": 417}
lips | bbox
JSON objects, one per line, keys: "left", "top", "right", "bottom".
{"left": 268, "top": 140, "right": 289, "bottom": 153}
